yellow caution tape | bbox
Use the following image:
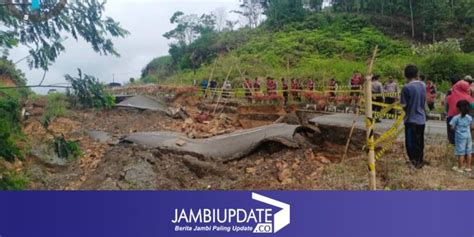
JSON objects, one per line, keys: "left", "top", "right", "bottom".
{"left": 372, "top": 92, "right": 401, "bottom": 97}
{"left": 375, "top": 128, "right": 404, "bottom": 160}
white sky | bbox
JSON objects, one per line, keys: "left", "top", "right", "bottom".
{"left": 8, "top": 0, "right": 241, "bottom": 93}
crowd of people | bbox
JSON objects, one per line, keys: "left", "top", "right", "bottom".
{"left": 400, "top": 65, "right": 473, "bottom": 172}
{"left": 198, "top": 67, "right": 473, "bottom": 173}
{"left": 199, "top": 71, "right": 439, "bottom": 113}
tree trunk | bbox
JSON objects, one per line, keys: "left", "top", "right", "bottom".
{"left": 409, "top": 0, "right": 415, "bottom": 39}
{"left": 381, "top": 0, "right": 384, "bottom": 16}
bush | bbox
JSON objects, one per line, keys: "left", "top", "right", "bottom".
{"left": 420, "top": 53, "right": 474, "bottom": 83}
{"left": 0, "top": 96, "right": 22, "bottom": 162}
{"left": 413, "top": 38, "right": 463, "bottom": 56}
{"left": 53, "top": 136, "right": 82, "bottom": 160}
{"left": 0, "top": 59, "right": 27, "bottom": 86}
{"left": 42, "top": 93, "right": 69, "bottom": 128}
{"left": 65, "top": 69, "right": 115, "bottom": 109}
{"left": 461, "top": 30, "right": 474, "bottom": 53}
{"left": 0, "top": 168, "right": 28, "bottom": 190}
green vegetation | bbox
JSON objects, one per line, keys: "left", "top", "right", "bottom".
{"left": 0, "top": 96, "right": 22, "bottom": 162}
{"left": 53, "top": 136, "right": 82, "bottom": 160}
{"left": 0, "top": 59, "right": 27, "bottom": 86}
{"left": 0, "top": 168, "right": 28, "bottom": 190}
{"left": 0, "top": 1, "right": 128, "bottom": 70}
{"left": 65, "top": 69, "right": 115, "bottom": 109}
{"left": 141, "top": 1, "right": 473, "bottom": 89}
{"left": 0, "top": 59, "right": 28, "bottom": 162}
{"left": 42, "top": 93, "right": 69, "bottom": 128}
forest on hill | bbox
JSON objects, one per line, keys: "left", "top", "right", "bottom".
{"left": 141, "top": 0, "right": 474, "bottom": 90}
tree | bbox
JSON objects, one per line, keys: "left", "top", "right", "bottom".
{"left": 0, "top": 0, "right": 129, "bottom": 70}
{"left": 232, "top": 0, "right": 265, "bottom": 28}
{"left": 163, "top": 12, "right": 216, "bottom": 45}
{"left": 409, "top": 0, "right": 415, "bottom": 38}
{"left": 163, "top": 12, "right": 201, "bottom": 45}
{"left": 264, "top": 0, "right": 308, "bottom": 29}
{"left": 213, "top": 7, "right": 228, "bottom": 32}
{"left": 65, "top": 69, "right": 114, "bottom": 109}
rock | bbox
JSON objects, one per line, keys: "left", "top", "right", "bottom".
{"left": 304, "top": 149, "right": 315, "bottom": 160}
{"left": 184, "top": 118, "right": 194, "bottom": 125}
{"left": 87, "top": 130, "right": 111, "bottom": 144}
{"left": 276, "top": 161, "right": 291, "bottom": 183}
{"left": 121, "top": 160, "right": 157, "bottom": 190}
{"left": 246, "top": 167, "right": 257, "bottom": 175}
{"left": 176, "top": 139, "right": 186, "bottom": 146}
{"left": 181, "top": 155, "right": 222, "bottom": 178}
{"left": 274, "top": 112, "right": 301, "bottom": 125}
{"left": 316, "top": 156, "right": 331, "bottom": 164}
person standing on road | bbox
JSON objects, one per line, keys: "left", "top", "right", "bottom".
{"left": 282, "top": 77, "right": 289, "bottom": 106}
{"left": 449, "top": 100, "right": 473, "bottom": 173}
{"left": 243, "top": 78, "right": 253, "bottom": 102}
{"left": 371, "top": 75, "right": 384, "bottom": 122}
{"left": 209, "top": 79, "right": 218, "bottom": 101}
{"left": 426, "top": 80, "right": 437, "bottom": 112}
{"left": 400, "top": 65, "right": 426, "bottom": 169}
{"left": 384, "top": 77, "right": 399, "bottom": 115}
{"left": 447, "top": 79, "right": 474, "bottom": 142}
{"left": 328, "top": 78, "right": 338, "bottom": 100}
{"left": 253, "top": 77, "right": 261, "bottom": 93}
{"left": 349, "top": 71, "right": 363, "bottom": 105}
{"left": 445, "top": 75, "right": 462, "bottom": 144}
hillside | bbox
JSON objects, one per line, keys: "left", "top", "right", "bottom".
{"left": 141, "top": 12, "right": 474, "bottom": 90}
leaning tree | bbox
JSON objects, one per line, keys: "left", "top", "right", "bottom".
{"left": 0, "top": 0, "right": 129, "bottom": 70}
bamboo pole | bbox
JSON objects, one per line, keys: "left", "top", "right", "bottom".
{"left": 365, "top": 45, "right": 379, "bottom": 191}
{"left": 204, "top": 58, "right": 218, "bottom": 100}
{"left": 342, "top": 46, "right": 379, "bottom": 161}
{"left": 213, "top": 67, "right": 233, "bottom": 114}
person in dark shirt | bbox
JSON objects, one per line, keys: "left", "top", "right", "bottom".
{"left": 400, "top": 65, "right": 426, "bottom": 169}
{"left": 209, "top": 79, "right": 218, "bottom": 101}
{"left": 281, "top": 77, "right": 289, "bottom": 106}
{"left": 200, "top": 79, "right": 208, "bottom": 98}
{"left": 371, "top": 75, "right": 384, "bottom": 122}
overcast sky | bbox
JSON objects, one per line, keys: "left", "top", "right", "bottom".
{"left": 8, "top": 0, "right": 241, "bottom": 93}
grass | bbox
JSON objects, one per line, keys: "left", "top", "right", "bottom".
{"left": 318, "top": 142, "right": 473, "bottom": 190}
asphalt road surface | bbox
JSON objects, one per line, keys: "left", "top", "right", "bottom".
{"left": 310, "top": 113, "right": 447, "bottom": 142}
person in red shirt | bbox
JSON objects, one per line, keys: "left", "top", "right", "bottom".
{"left": 291, "top": 78, "right": 301, "bottom": 102}
{"left": 349, "top": 71, "right": 363, "bottom": 105}
{"left": 307, "top": 79, "right": 315, "bottom": 91}
{"left": 243, "top": 77, "right": 253, "bottom": 102}
{"left": 426, "top": 80, "right": 437, "bottom": 112}
{"left": 266, "top": 77, "right": 277, "bottom": 96}
{"left": 253, "top": 77, "right": 261, "bottom": 92}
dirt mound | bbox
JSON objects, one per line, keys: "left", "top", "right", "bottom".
{"left": 80, "top": 139, "right": 348, "bottom": 190}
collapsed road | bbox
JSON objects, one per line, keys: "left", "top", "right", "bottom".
{"left": 115, "top": 95, "right": 188, "bottom": 119}
{"left": 121, "top": 123, "right": 318, "bottom": 161}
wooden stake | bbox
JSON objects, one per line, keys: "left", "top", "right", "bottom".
{"left": 204, "top": 58, "right": 218, "bottom": 100}
{"left": 213, "top": 67, "right": 233, "bottom": 114}
{"left": 342, "top": 46, "right": 378, "bottom": 162}
{"left": 365, "top": 45, "right": 378, "bottom": 191}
